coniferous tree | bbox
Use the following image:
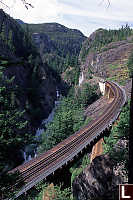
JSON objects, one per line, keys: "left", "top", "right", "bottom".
{"left": 0, "top": 59, "right": 33, "bottom": 198}
{"left": 127, "top": 52, "right": 133, "bottom": 184}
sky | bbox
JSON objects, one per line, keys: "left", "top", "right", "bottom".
{"left": 1, "top": 0, "right": 133, "bottom": 37}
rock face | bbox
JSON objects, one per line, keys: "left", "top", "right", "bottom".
{"left": 0, "top": 9, "right": 57, "bottom": 128}
{"left": 28, "top": 23, "right": 86, "bottom": 55}
{"left": 79, "top": 28, "right": 133, "bottom": 84}
{"left": 26, "top": 23, "right": 86, "bottom": 74}
{"left": 32, "top": 32, "right": 56, "bottom": 55}
{"left": 72, "top": 154, "right": 125, "bottom": 200}
{"left": 81, "top": 41, "right": 133, "bottom": 77}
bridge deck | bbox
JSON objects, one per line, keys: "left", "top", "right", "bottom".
{"left": 10, "top": 81, "right": 127, "bottom": 198}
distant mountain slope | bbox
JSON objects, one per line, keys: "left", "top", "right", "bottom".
{"left": 79, "top": 26, "right": 133, "bottom": 85}
{"left": 16, "top": 19, "right": 25, "bottom": 24}
{"left": 0, "top": 10, "right": 36, "bottom": 59}
{"left": 24, "top": 23, "right": 87, "bottom": 73}
{"left": 0, "top": 10, "right": 58, "bottom": 129}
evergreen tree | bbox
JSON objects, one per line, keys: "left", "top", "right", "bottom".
{"left": 0, "top": 59, "right": 33, "bottom": 199}
{"left": 127, "top": 52, "right": 133, "bottom": 184}
{"left": 39, "top": 83, "right": 98, "bottom": 153}
{"left": 103, "top": 103, "right": 129, "bottom": 176}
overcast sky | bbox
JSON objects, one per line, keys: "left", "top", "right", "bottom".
{"left": 1, "top": 0, "right": 133, "bottom": 36}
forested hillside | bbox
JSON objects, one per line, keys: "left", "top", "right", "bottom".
{"left": 0, "top": 9, "right": 61, "bottom": 197}
{"left": 0, "top": 10, "right": 87, "bottom": 199}
{"left": 27, "top": 23, "right": 86, "bottom": 69}
{"left": 1, "top": 7, "right": 132, "bottom": 199}
{"left": 80, "top": 25, "right": 132, "bottom": 61}
{"left": 79, "top": 25, "right": 133, "bottom": 85}
{"left": 20, "top": 22, "right": 86, "bottom": 85}
{"left": 0, "top": 9, "right": 59, "bottom": 128}
{"left": 39, "top": 83, "right": 98, "bottom": 153}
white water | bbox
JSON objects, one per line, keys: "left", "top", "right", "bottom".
{"left": 23, "top": 150, "right": 32, "bottom": 162}
{"left": 79, "top": 72, "right": 84, "bottom": 86}
{"left": 56, "top": 90, "right": 60, "bottom": 98}
{"left": 23, "top": 89, "right": 60, "bottom": 162}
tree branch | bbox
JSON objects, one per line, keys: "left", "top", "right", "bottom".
{"left": 0, "top": 0, "right": 9, "bottom": 9}
{"left": 21, "top": 0, "right": 34, "bottom": 9}
{"left": 99, "top": 0, "right": 110, "bottom": 8}
{"left": 0, "top": 0, "right": 33, "bottom": 9}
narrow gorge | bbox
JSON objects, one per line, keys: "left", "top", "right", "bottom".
{"left": 0, "top": 6, "right": 132, "bottom": 200}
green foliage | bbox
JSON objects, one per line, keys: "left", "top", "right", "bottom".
{"left": 88, "top": 67, "right": 93, "bottom": 74}
{"left": 19, "top": 182, "right": 72, "bottom": 200}
{"left": 0, "top": 60, "right": 34, "bottom": 199}
{"left": 39, "top": 97, "right": 84, "bottom": 152}
{"left": 71, "top": 168, "right": 83, "bottom": 184}
{"left": 82, "top": 154, "right": 91, "bottom": 167}
{"left": 103, "top": 103, "right": 129, "bottom": 171}
{"left": 70, "top": 154, "right": 90, "bottom": 184}
{"left": 63, "top": 56, "right": 80, "bottom": 86}
{"left": 45, "top": 53, "right": 81, "bottom": 83}
{"left": 109, "top": 64, "right": 119, "bottom": 70}
{"left": 36, "top": 184, "right": 71, "bottom": 200}
{"left": 27, "top": 23, "right": 86, "bottom": 57}
{"left": 127, "top": 51, "right": 133, "bottom": 77}
{"left": 0, "top": 17, "right": 37, "bottom": 59}
{"left": 75, "top": 83, "right": 98, "bottom": 108}
{"left": 22, "top": 23, "right": 86, "bottom": 76}
{"left": 83, "top": 116, "right": 92, "bottom": 126}
{"left": 64, "top": 65, "right": 80, "bottom": 86}
{"left": 1, "top": 60, "right": 9, "bottom": 65}
{"left": 80, "top": 24, "right": 132, "bottom": 62}
{"left": 39, "top": 83, "right": 98, "bottom": 153}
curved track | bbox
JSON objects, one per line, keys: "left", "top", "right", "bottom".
{"left": 10, "top": 81, "right": 126, "bottom": 198}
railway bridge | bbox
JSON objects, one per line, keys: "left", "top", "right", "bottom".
{"left": 10, "top": 81, "right": 126, "bottom": 199}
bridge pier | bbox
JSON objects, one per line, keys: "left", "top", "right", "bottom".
{"left": 99, "top": 79, "right": 114, "bottom": 99}
{"left": 9, "top": 81, "right": 126, "bottom": 199}
{"left": 99, "top": 79, "right": 106, "bottom": 95}
{"left": 44, "top": 144, "right": 94, "bottom": 189}
{"left": 90, "top": 127, "right": 112, "bottom": 163}
{"left": 105, "top": 86, "right": 114, "bottom": 99}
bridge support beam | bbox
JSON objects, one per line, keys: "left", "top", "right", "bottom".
{"left": 90, "top": 138, "right": 103, "bottom": 163}
{"left": 90, "top": 127, "right": 112, "bottom": 163}
{"left": 99, "top": 79, "right": 106, "bottom": 95}
{"left": 105, "top": 83, "right": 114, "bottom": 99}
{"left": 107, "top": 88, "right": 114, "bottom": 99}
{"left": 99, "top": 80, "right": 114, "bottom": 99}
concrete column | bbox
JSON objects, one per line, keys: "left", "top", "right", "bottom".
{"left": 105, "top": 86, "right": 109, "bottom": 98}
{"left": 99, "top": 79, "right": 106, "bottom": 95}
{"left": 107, "top": 88, "right": 110, "bottom": 99}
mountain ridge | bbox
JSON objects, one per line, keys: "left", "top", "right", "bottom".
{"left": 79, "top": 26, "right": 133, "bottom": 85}
{"left": 0, "top": 9, "right": 59, "bottom": 128}
{"left": 20, "top": 22, "right": 87, "bottom": 74}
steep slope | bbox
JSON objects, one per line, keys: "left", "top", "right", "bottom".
{"left": 23, "top": 23, "right": 87, "bottom": 74}
{"left": 79, "top": 27, "right": 133, "bottom": 85}
{"left": 16, "top": 19, "right": 25, "bottom": 24}
{"left": 0, "top": 9, "right": 57, "bottom": 129}
{"left": 73, "top": 154, "right": 123, "bottom": 200}
{"left": 72, "top": 27, "right": 131, "bottom": 200}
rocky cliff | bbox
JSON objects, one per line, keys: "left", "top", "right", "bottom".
{"left": 72, "top": 27, "right": 130, "bottom": 200}
{"left": 25, "top": 23, "right": 86, "bottom": 74}
{"left": 79, "top": 27, "right": 133, "bottom": 85}
{"left": 72, "top": 152, "right": 127, "bottom": 200}
{"left": 0, "top": 9, "right": 57, "bottom": 129}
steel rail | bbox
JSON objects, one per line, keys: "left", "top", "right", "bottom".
{"left": 9, "top": 81, "right": 126, "bottom": 199}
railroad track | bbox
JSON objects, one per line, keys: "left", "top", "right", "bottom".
{"left": 10, "top": 81, "right": 126, "bottom": 198}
